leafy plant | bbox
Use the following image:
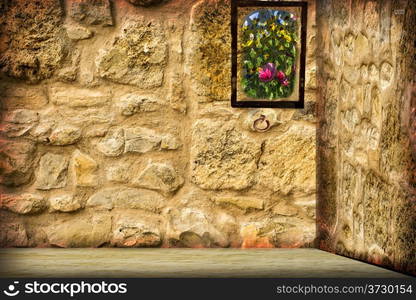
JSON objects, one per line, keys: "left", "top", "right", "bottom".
{"left": 241, "top": 9, "right": 298, "bottom": 99}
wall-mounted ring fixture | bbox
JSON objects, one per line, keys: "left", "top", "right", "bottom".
{"left": 253, "top": 114, "right": 270, "bottom": 132}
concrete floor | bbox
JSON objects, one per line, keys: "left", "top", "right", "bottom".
{"left": 0, "top": 248, "right": 408, "bottom": 278}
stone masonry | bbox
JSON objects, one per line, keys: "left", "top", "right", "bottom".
{"left": 0, "top": 0, "right": 317, "bottom": 249}
{"left": 316, "top": 0, "right": 416, "bottom": 275}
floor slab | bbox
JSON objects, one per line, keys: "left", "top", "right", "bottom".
{"left": 0, "top": 248, "right": 409, "bottom": 278}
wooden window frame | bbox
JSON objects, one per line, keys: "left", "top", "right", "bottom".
{"left": 231, "top": 0, "right": 308, "bottom": 108}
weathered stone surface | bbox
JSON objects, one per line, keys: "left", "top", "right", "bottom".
{"left": 240, "top": 223, "right": 274, "bottom": 248}
{"left": 72, "top": 150, "right": 98, "bottom": 187}
{"left": 191, "top": 120, "right": 261, "bottom": 190}
{"left": 380, "top": 62, "right": 393, "bottom": 89}
{"left": 111, "top": 211, "right": 162, "bottom": 247}
{"left": 53, "top": 105, "right": 112, "bottom": 128}
{"left": 84, "top": 125, "right": 108, "bottom": 138}
{"left": 1, "top": 193, "right": 46, "bottom": 215}
{"left": 258, "top": 124, "right": 316, "bottom": 195}
{"left": 0, "top": 222, "right": 28, "bottom": 247}
{"left": 87, "top": 187, "right": 165, "bottom": 212}
{"left": 116, "top": 94, "right": 158, "bottom": 116}
{"left": 68, "top": 0, "right": 113, "bottom": 26}
{"left": 127, "top": 0, "right": 166, "bottom": 7}
{"left": 97, "top": 127, "right": 177, "bottom": 156}
{"left": 3, "top": 109, "right": 39, "bottom": 124}
{"left": 65, "top": 24, "right": 93, "bottom": 40}
{"left": 48, "top": 125, "right": 81, "bottom": 146}
{"left": 316, "top": 0, "right": 416, "bottom": 275}
{"left": 56, "top": 48, "right": 81, "bottom": 83}
{"left": 35, "top": 153, "right": 69, "bottom": 190}
{"left": 57, "top": 106, "right": 110, "bottom": 127}
{"left": 0, "top": 140, "right": 36, "bottom": 186}
{"left": 293, "top": 195, "right": 316, "bottom": 219}
{"left": 190, "top": 0, "right": 231, "bottom": 101}
{"left": 0, "top": 85, "right": 48, "bottom": 110}
{"left": 33, "top": 119, "right": 56, "bottom": 140}
{"left": 166, "top": 207, "right": 229, "bottom": 247}
{"left": 86, "top": 188, "right": 114, "bottom": 210}
{"left": 0, "top": 109, "right": 39, "bottom": 138}
{"left": 58, "top": 104, "right": 112, "bottom": 125}
{"left": 0, "top": 123, "right": 33, "bottom": 138}
{"left": 47, "top": 214, "right": 111, "bottom": 247}
{"left": 0, "top": 0, "right": 67, "bottom": 82}
{"left": 292, "top": 101, "right": 317, "bottom": 122}
{"left": 49, "top": 86, "right": 110, "bottom": 108}
{"left": 49, "top": 194, "right": 81, "bottom": 212}
{"left": 134, "top": 162, "right": 184, "bottom": 195}
{"left": 305, "top": 64, "right": 317, "bottom": 90}
{"left": 56, "top": 66, "right": 78, "bottom": 82}
{"left": 97, "top": 19, "right": 167, "bottom": 88}
{"left": 106, "top": 163, "right": 130, "bottom": 183}
{"left": 269, "top": 216, "right": 316, "bottom": 248}
{"left": 113, "top": 188, "right": 165, "bottom": 212}
{"left": 160, "top": 134, "right": 181, "bottom": 150}
{"left": 97, "top": 128, "right": 125, "bottom": 157}
{"left": 273, "top": 202, "right": 298, "bottom": 217}
{"left": 168, "top": 72, "right": 187, "bottom": 113}
{"left": 124, "top": 127, "right": 162, "bottom": 154}
{"left": 241, "top": 215, "right": 315, "bottom": 248}
{"left": 213, "top": 196, "right": 264, "bottom": 211}
{"left": 244, "top": 109, "right": 286, "bottom": 132}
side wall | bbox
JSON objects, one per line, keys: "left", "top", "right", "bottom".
{"left": 0, "top": 0, "right": 317, "bottom": 248}
{"left": 317, "top": 0, "right": 416, "bottom": 275}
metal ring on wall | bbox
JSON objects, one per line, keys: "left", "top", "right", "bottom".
{"left": 253, "top": 114, "right": 270, "bottom": 132}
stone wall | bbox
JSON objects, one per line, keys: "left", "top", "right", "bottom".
{"left": 316, "top": 0, "right": 416, "bottom": 275}
{"left": 0, "top": 0, "right": 317, "bottom": 248}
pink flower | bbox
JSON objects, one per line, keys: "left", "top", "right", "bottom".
{"left": 276, "top": 70, "right": 286, "bottom": 81}
{"left": 258, "top": 63, "right": 276, "bottom": 82}
{"left": 276, "top": 70, "right": 289, "bottom": 86}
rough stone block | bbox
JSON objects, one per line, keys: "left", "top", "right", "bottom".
{"left": 49, "top": 86, "right": 111, "bottom": 108}
{"left": 134, "top": 162, "right": 184, "bottom": 196}
{"left": 191, "top": 119, "right": 261, "bottom": 190}
{"left": 68, "top": 0, "right": 113, "bottom": 26}
{"left": 0, "top": 140, "right": 36, "bottom": 186}
{"left": 49, "top": 194, "right": 81, "bottom": 213}
{"left": 124, "top": 128, "right": 162, "bottom": 154}
{"left": 166, "top": 207, "right": 229, "bottom": 247}
{"left": 117, "top": 94, "right": 158, "bottom": 116}
{"left": 72, "top": 150, "right": 98, "bottom": 187}
{"left": 111, "top": 211, "right": 162, "bottom": 247}
{"left": 35, "top": 153, "right": 69, "bottom": 190}
{"left": 47, "top": 214, "right": 111, "bottom": 247}
{"left": 97, "top": 128, "right": 125, "bottom": 157}
{"left": 1, "top": 193, "right": 46, "bottom": 215}
{"left": 87, "top": 187, "right": 165, "bottom": 213}
{"left": 213, "top": 196, "right": 264, "bottom": 211}
{"left": 65, "top": 24, "right": 93, "bottom": 40}
{"left": 0, "top": 85, "right": 48, "bottom": 110}
{"left": 106, "top": 163, "right": 130, "bottom": 183}
{"left": 49, "top": 125, "right": 81, "bottom": 146}
{"left": 96, "top": 19, "right": 167, "bottom": 88}
{"left": 0, "top": 222, "right": 28, "bottom": 247}
{"left": 3, "top": 109, "right": 39, "bottom": 124}
{"left": 258, "top": 123, "right": 316, "bottom": 195}
{"left": 0, "top": 0, "right": 67, "bottom": 82}
{"left": 189, "top": 0, "right": 231, "bottom": 101}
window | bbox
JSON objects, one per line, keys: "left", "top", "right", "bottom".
{"left": 231, "top": 1, "right": 307, "bottom": 108}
